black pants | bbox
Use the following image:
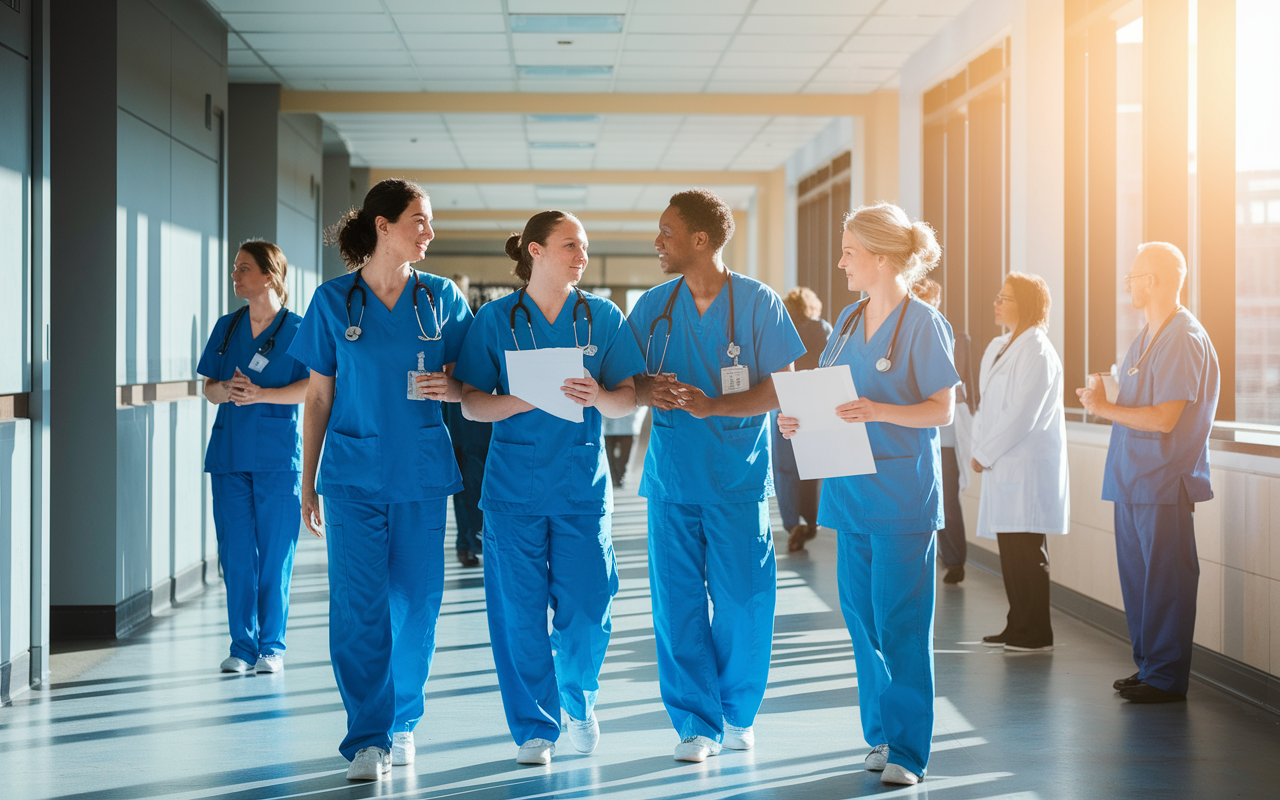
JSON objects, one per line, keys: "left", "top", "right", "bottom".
{"left": 996, "top": 532, "right": 1053, "bottom": 646}
{"left": 938, "top": 447, "right": 967, "bottom": 567}
{"left": 605, "top": 435, "right": 634, "bottom": 487}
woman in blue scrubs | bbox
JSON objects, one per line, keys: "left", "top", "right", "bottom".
{"left": 198, "top": 240, "right": 309, "bottom": 676}
{"left": 778, "top": 203, "right": 958, "bottom": 787}
{"left": 453, "top": 210, "right": 645, "bottom": 766}
{"left": 287, "top": 179, "right": 473, "bottom": 782}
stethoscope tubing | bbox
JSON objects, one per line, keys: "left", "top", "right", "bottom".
{"left": 820, "top": 294, "right": 910, "bottom": 372}
{"left": 644, "top": 272, "right": 738, "bottom": 377}
{"left": 344, "top": 269, "right": 443, "bottom": 343}
{"left": 509, "top": 286, "right": 594, "bottom": 353}
{"left": 216, "top": 304, "right": 288, "bottom": 358}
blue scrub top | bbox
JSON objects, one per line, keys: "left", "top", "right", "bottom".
{"left": 626, "top": 273, "right": 805, "bottom": 505}
{"left": 816, "top": 296, "right": 960, "bottom": 535}
{"left": 453, "top": 290, "right": 645, "bottom": 517}
{"left": 197, "top": 307, "right": 308, "bottom": 474}
{"left": 1102, "top": 308, "right": 1219, "bottom": 505}
{"left": 287, "top": 270, "right": 473, "bottom": 504}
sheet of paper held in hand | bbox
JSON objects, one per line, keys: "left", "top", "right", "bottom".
{"left": 505, "top": 346, "right": 585, "bottom": 424}
{"left": 773, "top": 367, "right": 877, "bottom": 480}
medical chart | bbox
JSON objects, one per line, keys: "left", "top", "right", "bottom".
{"left": 505, "top": 346, "right": 585, "bottom": 424}
{"left": 773, "top": 367, "right": 877, "bottom": 480}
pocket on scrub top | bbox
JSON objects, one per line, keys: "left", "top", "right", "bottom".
{"left": 485, "top": 439, "right": 535, "bottom": 503}
{"left": 571, "top": 441, "right": 605, "bottom": 486}
{"left": 320, "top": 431, "right": 384, "bottom": 493}
{"left": 865, "top": 455, "right": 926, "bottom": 520}
{"left": 417, "top": 425, "right": 458, "bottom": 489}
{"left": 716, "top": 426, "right": 769, "bottom": 494}
{"left": 255, "top": 416, "right": 299, "bottom": 471}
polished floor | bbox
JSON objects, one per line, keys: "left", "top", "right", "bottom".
{"left": 5, "top": 485, "right": 1280, "bottom": 800}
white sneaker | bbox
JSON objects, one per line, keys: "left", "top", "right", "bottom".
{"left": 722, "top": 722, "right": 754, "bottom": 750}
{"left": 220, "top": 656, "right": 252, "bottom": 674}
{"left": 346, "top": 747, "right": 390, "bottom": 781}
{"left": 254, "top": 655, "right": 283, "bottom": 673}
{"left": 567, "top": 715, "right": 600, "bottom": 754}
{"left": 865, "top": 744, "right": 889, "bottom": 771}
{"left": 391, "top": 731, "right": 415, "bottom": 766}
{"left": 516, "top": 738, "right": 555, "bottom": 765}
{"left": 881, "top": 763, "right": 920, "bottom": 785}
{"left": 673, "top": 735, "right": 721, "bottom": 763}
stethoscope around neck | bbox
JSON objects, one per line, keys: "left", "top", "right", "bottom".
{"left": 644, "top": 273, "right": 740, "bottom": 376}
{"left": 509, "top": 286, "right": 596, "bottom": 355}
{"left": 216, "top": 305, "right": 288, "bottom": 358}
{"left": 819, "top": 294, "right": 910, "bottom": 372}
{"left": 344, "top": 269, "right": 442, "bottom": 343}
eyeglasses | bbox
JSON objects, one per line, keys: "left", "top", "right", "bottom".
{"left": 1123, "top": 272, "right": 1154, "bottom": 290}
{"left": 994, "top": 294, "right": 1016, "bottom": 306}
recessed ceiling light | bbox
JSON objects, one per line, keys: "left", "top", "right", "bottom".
{"left": 518, "top": 65, "right": 611, "bottom": 79}
{"left": 510, "top": 14, "right": 624, "bottom": 34}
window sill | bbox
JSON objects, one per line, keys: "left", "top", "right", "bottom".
{"left": 1064, "top": 408, "right": 1280, "bottom": 461}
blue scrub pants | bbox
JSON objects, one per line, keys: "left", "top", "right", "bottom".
{"left": 837, "top": 531, "right": 936, "bottom": 777}
{"left": 210, "top": 471, "right": 301, "bottom": 664}
{"left": 483, "top": 512, "right": 618, "bottom": 745}
{"left": 1114, "top": 491, "right": 1199, "bottom": 695}
{"left": 324, "top": 496, "right": 447, "bottom": 761}
{"left": 648, "top": 500, "right": 775, "bottom": 742}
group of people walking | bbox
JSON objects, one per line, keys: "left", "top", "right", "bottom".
{"left": 196, "top": 176, "right": 1219, "bottom": 787}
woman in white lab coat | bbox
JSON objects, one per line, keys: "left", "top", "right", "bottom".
{"left": 970, "top": 272, "right": 1069, "bottom": 651}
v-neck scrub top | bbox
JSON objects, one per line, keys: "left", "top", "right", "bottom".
{"left": 287, "top": 270, "right": 473, "bottom": 504}
{"left": 452, "top": 290, "right": 646, "bottom": 517}
{"left": 816, "top": 296, "right": 960, "bottom": 535}
{"left": 626, "top": 274, "right": 805, "bottom": 505}
{"left": 197, "top": 307, "right": 308, "bottom": 474}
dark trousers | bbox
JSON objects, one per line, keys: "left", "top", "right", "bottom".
{"left": 771, "top": 414, "right": 820, "bottom": 530}
{"left": 605, "top": 435, "right": 634, "bottom": 487}
{"left": 938, "top": 447, "right": 967, "bottom": 567}
{"left": 996, "top": 532, "right": 1053, "bottom": 646}
{"left": 452, "top": 445, "right": 486, "bottom": 555}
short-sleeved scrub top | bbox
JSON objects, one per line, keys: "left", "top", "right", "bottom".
{"left": 1102, "top": 308, "right": 1220, "bottom": 505}
{"left": 197, "top": 307, "right": 309, "bottom": 474}
{"left": 626, "top": 274, "right": 806, "bottom": 505}
{"left": 816, "top": 296, "right": 961, "bottom": 535}
{"left": 287, "top": 271, "right": 473, "bottom": 504}
{"left": 452, "top": 290, "right": 646, "bottom": 517}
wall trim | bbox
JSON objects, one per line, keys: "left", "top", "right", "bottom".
{"left": 968, "top": 546, "right": 1280, "bottom": 715}
{"left": 50, "top": 556, "right": 220, "bottom": 642}
{"left": 1, "top": 650, "right": 32, "bottom": 706}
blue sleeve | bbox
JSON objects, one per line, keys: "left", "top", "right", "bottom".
{"left": 752, "top": 285, "right": 806, "bottom": 377}
{"left": 285, "top": 314, "right": 309, "bottom": 383}
{"left": 196, "top": 315, "right": 229, "bottom": 379}
{"left": 598, "top": 300, "right": 646, "bottom": 390}
{"left": 439, "top": 278, "right": 474, "bottom": 366}
{"left": 1152, "top": 330, "right": 1206, "bottom": 405}
{"left": 287, "top": 286, "right": 338, "bottom": 377}
{"left": 452, "top": 304, "right": 503, "bottom": 394}
{"left": 910, "top": 309, "right": 961, "bottom": 400}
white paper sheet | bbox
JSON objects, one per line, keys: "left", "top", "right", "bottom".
{"left": 773, "top": 367, "right": 877, "bottom": 480}
{"left": 505, "top": 347, "right": 585, "bottom": 423}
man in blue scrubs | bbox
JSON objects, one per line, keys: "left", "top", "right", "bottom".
{"left": 1078, "top": 242, "right": 1219, "bottom": 703}
{"left": 628, "top": 189, "right": 805, "bottom": 762}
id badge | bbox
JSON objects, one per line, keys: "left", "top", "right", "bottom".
{"left": 721, "top": 364, "right": 749, "bottom": 395}
{"left": 407, "top": 351, "right": 428, "bottom": 401}
{"left": 248, "top": 353, "right": 269, "bottom": 372}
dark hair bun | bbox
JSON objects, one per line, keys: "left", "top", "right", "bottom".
{"left": 504, "top": 233, "right": 522, "bottom": 262}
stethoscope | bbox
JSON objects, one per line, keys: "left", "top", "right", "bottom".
{"left": 644, "top": 273, "right": 739, "bottom": 376}
{"left": 1126, "top": 307, "right": 1180, "bottom": 376}
{"left": 509, "top": 286, "right": 596, "bottom": 355}
{"left": 216, "top": 305, "right": 288, "bottom": 357}
{"left": 819, "top": 294, "right": 910, "bottom": 372}
{"left": 344, "top": 269, "right": 442, "bottom": 342}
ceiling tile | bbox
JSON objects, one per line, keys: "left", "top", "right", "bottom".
{"left": 718, "top": 50, "right": 832, "bottom": 67}
{"left": 877, "top": 0, "right": 974, "bottom": 15}
{"left": 611, "top": 81, "right": 708, "bottom": 93}
{"left": 227, "top": 49, "right": 264, "bottom": 67}
{"left": 626, "top": 15, "right": 741, "bottom": 34}
{"left": 424, "top": 184, "right": 489, "bottom": 208}
{"left": 222, "top": 13, "right": 393, "bottom": 32}
{"left": 814, "top": 65, "right": 897, "bottom": 83}
{"left": 624, "top": 34, "right": 732, "bottom": 51}
{"left": 841, "top": 34, "right": 930, "bottom": 52}
{"left": 411, "top": 50, "right": 513, "bottom": 66}
{"left": 392, "top": 14, "right": 507, "bottom": 33}
{"left": 318, "top": 80, "right": 425, "bottom": 92}
{"left": 513, "top": 50, "right": 618, "bottom": 67}
{"left": 227, "top": 66, "right": 279, "bottom": 82}
{"left": 752, "top": 0, "right": 879, "bottom": 11}
{"left": 614, "top": 66, "right": 714, "bottom": 81}
{"left": 400, "top": 33, "right": 510, "bottom": 50}
{"left": 274, "top": 66, "right": 421, "bottom": 81}
{"left": 703, "top": 80, "right": 807, "bottom": 93}
{"left": 826, "top": 51, "right": 911, "bottom": 69}
{"left": 211, "top": 0, "right": 385, "bottom": 11}
{"left": 738, "top": 15, "right": 865, "bottom": 35}
{"left": 618, "top": 50, "right": 722, "bottom": 66}
{"left": 239, "top": 32, "right": 403, "bottom": 50}
{"left": 712, "top": 66, "right": 817, "bottom": 82}
{"left": 729, "top": 34, "right": 849, "bottom": 52}
{"left": 515, "top": 79, "right": 612, "bottom": 92}
{"left": 422, "top": 80, "right": 518, "bottom": 92}
{"left": 260, "top": 50, "right": 413, "bottom": 66}
{"left": 383, "top": 0, "right": 503, "bottom": 10}
{"left": 802, "top": 80, "right": 882, "bottom": 94}
{"left": 859, "top": 15, "right": 951, "bottom": 36}
{"left": 418, "top": 66, "right": 515, "bottom": 80}
{"left": 508, "top": 0, "right": 629, "bottom": 11}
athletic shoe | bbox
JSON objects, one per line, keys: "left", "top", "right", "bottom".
{"left": 865, "top": 744, "right": 889, "bottom": 771}
{"left": 1113, "top": 672, "right": 1142, "bottom": 691}
{"left": 1119, "top": 682, "right": 1186, "bottom": 704}
{"left": 981, "top": 633, "right": 1007, "bottom": 646}
{"left": 1004, "top": 643, "right": 1054, "bottom": 652}
{"left": 346, "top": 747, "right": 390, "bottom": 781}
{"left": 722, "top": 723, "right": 754, "bottom": 750}
{"left": 881, "top": 763, "right": 920, "bottom": 785}
{"left": 567, "top": 715, "right": 599, "bottom": 754}
{"left": 391, "top": 731, "right": 415, "bottom": 766}
{"left": 943, "top": 566, "right": 965, "bottom": 584}
{"left": 673, "top": 735, "right": 721, "bottom": 763}
{"left": 516, "top": 738, "right": 555, "bottom": 765}
{"left": 254, "top": 655, "right": 283, "bottom": 673}
{"left": 220, "top": 656, "right": 253, "bottom": 674}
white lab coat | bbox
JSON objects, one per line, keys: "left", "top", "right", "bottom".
{"left": 971, "top": 326, "right": 1070, "bottom": 539}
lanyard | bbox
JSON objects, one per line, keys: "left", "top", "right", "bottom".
{"left": 1127, "top": 307, "right": 1180, "bottom": 376}
{"left": 819, "top": 295, "right": 909, "bottom": 372}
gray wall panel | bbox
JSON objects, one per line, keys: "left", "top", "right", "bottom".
{"left": 0, "top": 0, "right": 31, "bottom": 56}
{"left": 0, "top": 421, "right": 32, "bottom": 664}
{"left": 115, "top": 407, "right": 150, "bottom": 604}
{"left": 169, "top": 142, "right": 220, "bottom": 381}
{"left": 117, "top": 0, "right": 171, "bottom": 136}
{"left": 169, "top": 24, "right": 223, "bottom": 162}
{"left": 0, "top": 45, "right": 30, "bottom": 395}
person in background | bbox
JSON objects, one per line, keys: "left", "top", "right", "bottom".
{"left": 773, "top": 286, "right": 833, "bottom": 553}
{"left": 198, "top": 240, "right": 309, "bottom": 676}
{"left": 444, "top": 400, "right": 490, "bottom": 567}
{"left": 970, "top": 273, "right": 1069, "bottom": 651}
{"left": 604, "top": 406, "right": 647, "bottom": 487}
{"left": 1078, "top": 242, "right": 1219, "bottom": 704}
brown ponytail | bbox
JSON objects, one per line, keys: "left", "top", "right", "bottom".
{"left": 237, "top": 240, "right": 289, "bottom": 306}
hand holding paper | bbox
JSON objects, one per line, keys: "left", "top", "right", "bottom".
{"left": 772, "top": 367, "right": 876, "bottom": 480}
{"left": 505, "top": 347, "right": 585, "bottom": 423}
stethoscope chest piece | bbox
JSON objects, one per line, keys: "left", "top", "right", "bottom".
{"left": 876, "top": 357, "right": 892, "bottom": 373}
{"left": 581, "top": 344, "right": 598, "bottom": 356}
{"left": 727, "top": 343, "right": 741, "bottom": 359}
{"left": 1127, "top": 366, "right": 1139, "bottom": 376}
{"left": 345, "top": 326, "right": 362, "bottom": 342}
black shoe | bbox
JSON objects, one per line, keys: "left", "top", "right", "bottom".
{"left": 457, "top": 550, "right": 480, "bottom": 568}
{"left": 942, "top": 566, "right": 965, "bottom": 584}
{"left": 787, "top": 524, "right": 816, "bottom": 553}
{"left": 981, "top": 633, "right": 1008, "bottom": 645}
{"left": 1113, "top": 672, "right": 1142, "bottom": 691}
{"left": 1119, "top": 682, "right": 1186, "bottom": 704}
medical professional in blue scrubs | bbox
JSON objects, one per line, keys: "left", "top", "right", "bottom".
{"left": 454, "top": 210, "right": 644, "bottom": 766}
{"left": 778, "top": 203, "right": 957, "bottom": 787}
{"left": 288, "top": 179, "right": 473, "bottom": 782}
{"left": 198, "top": 240, "right": 309, "bottom": 676}
{"left": 628, "top": 189, "right": 804, "bottom": 764}
{"left": 1077, "top": 242, "right": 1219, "bottom": 704}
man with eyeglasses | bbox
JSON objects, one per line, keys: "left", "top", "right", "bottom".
{"left": 1076, "top": 242, "right": 1219, "bottom": 704}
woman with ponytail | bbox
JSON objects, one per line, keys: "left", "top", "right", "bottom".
{"left": 197, "top": 240, "right": 309, "bottom": 677}
{"left": 777, "top": 203, "right": 960, "bottom": 787}
{"left": 286, "top": 179, "right": 474, "bottom": 781}
{"left": 452, "top": 211, "right": 645, "bottom": 766}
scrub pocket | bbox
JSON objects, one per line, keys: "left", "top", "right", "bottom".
{"left": 485, "top": 439, "right": 535, "bottom": 504}
{"left": 255, "top": 416, "right": 300, "bottom": 471}
{"left": 716, "top": 426, "right": 769, "bottom": 494}
{"left": 321, "top": 431, "right": 383, "bottom": 494}
{"left": 417, "top": 425, "right": 458, "bottom": 489}
{"left": 571, "top": 441, "right": 605, "bottom": 487}
{"left": 865, "top": 455, "right": 926, "bottom": 520}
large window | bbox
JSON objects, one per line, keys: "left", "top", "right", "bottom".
{"left": 1114, "top": 4, "right": 1145, "bottom": 370}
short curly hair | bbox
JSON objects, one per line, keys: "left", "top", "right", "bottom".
{"left": 1003, "top": 271, "right": 1052, "bottom": 329}
{"left": 668, "top": 188, "right": 735, "bottom": 251}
